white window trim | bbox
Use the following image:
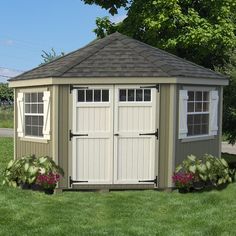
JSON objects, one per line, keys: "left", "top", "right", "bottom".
{"left": 179, "top": 87, "right": 219, "bottom": 140}
{"left": 17, "top": 89, "right": 50, "bottom": 142}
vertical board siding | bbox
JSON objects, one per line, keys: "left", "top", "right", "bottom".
{"left": 15, "top": 87, "right": 53, "bottom": 159}
{"left": 175, "top": 86, "right": 222, "bottom": 166}
{"left": 158, "top": 84, "right": 171, "bottom": 188}
{"left": 58, "top": 85, "right": 69, "bottom": 188}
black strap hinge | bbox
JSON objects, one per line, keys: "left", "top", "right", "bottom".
{"left": 139, "top": 129, "right": 158, "bottom": 140}
{"left": 69, "top": 130, "right": 88, "bottom": 141}
{"left": 69, "top": 176, "right": 88, "bottom": 187}
{"left": 139, "top": 176, "right": 158, "bottom": 187}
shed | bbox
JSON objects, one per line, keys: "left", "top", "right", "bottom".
{"left": 8, "top": 32, "right": 228, "bottom": 190}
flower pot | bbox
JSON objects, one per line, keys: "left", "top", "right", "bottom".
{"left": 193, "top": 181, "right": 205, "bottom": 191}
{"left": 178, "top": 188, "right": 189, "bottom": 194}
{"left": 44, "top": 188, "right": 54, "bottom": 195}
{"left": 31, "top": 184, "right": 43, "bottom": 191}
{"left": 20, "top": 182, "right": 31, "bottom": 190}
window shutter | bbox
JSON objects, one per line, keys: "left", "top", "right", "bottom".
{"left": 17, "top": 92, "right": 24, "bottom": 137}
{"left": 179, "top": 90, "right": 188, "bottom": 139}
{"left": 43, "top": 91, "right": 51, "bottom": 140}
{"left": 209, "top": 90, "right": 219, "bottom": 136}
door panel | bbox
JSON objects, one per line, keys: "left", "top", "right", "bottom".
{"left": 114, "top": 85, "right": 157, "bottom": 184}
{"left": 72, "top": 86, "right": 113, "bottom": 184}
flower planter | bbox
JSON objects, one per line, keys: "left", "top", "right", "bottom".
{"left": 20, "top": 183, "right": 32, "bottom": 190}
{"left": 178, "top": 188, "right": 190, "bottom": 194}
{"left": 44, "top": 188, "right": 54, "bottom": 195}
{"left": 31, "top": 184, "right": 43, "bottom": 191}
{"left": 193, "top": 181, "right": 205, "bottom": 191}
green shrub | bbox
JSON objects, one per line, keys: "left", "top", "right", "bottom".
{"left": 176, "top": 154, "right": 235, "bottom": 187}
{"left": 2, "top": 155, "right": 64, "bottom": 187}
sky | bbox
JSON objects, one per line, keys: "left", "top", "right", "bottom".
{"left": 0, "top": 0, "right": 127, "bottom": 82}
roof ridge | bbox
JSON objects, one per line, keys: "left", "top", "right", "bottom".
{"left": 53, "top": 35, "right": 119, "bottom": 77}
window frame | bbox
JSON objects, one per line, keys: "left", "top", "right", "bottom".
{"left": 24, "top": 92, "right": 44, "bottom": 138}
{"left": 118, "top": 88, "right": 152, "bottom": 103}
{"left": 181, "top": 86, "right": 217, "bottom": 141}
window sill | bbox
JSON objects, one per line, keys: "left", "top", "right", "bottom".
{"left": 20, "top": 137, "right": 49, "bottom": 143}
{"left": 181, "top": 135, "right": 216, "bottom": 143}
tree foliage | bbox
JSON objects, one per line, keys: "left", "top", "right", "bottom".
{"left": 0, "top": 83, "right": 13, "bottom": 102}
{"left": 40, "top": 48, "right": 65, "bottom": 65}
{"left": 92, "top": 0, "right": 236, "bottom": 69}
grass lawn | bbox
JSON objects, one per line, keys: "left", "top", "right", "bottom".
{"left": 0, "top": 138, "right": 236, "bottom": 236}
{"left": 0, "top": 106, "right": 13, "bottom": 128}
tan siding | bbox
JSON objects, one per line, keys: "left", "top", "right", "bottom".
{"left": 175, "top": 86, "right": 222, "bottom": 166}
{"left": 58, "top": 85, "right": 70, "bottom": 188}
{"left": 15, "top": 87, "right": 53, "bottom": 159}
{"left": 158, "top": 84, "right": 171, "bottom": 188}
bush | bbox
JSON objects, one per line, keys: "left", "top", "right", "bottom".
{"left": 2, "top": 155, "right": 64, "bottom": 187}
{"left": 174, "top": 154, "right": 235, "bottom": 191}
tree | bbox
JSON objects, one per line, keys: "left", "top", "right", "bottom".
{"left": 217, "top": 52, "right": 236, "bottom": 144}
{"left": 0, "top": 83, "right": 13, "bottom": 103}
{"left": 92, "top": 0, "right": 236, "bottom": 69}
{"left": 40, "top": 48, "right": 65, "bottom": 65}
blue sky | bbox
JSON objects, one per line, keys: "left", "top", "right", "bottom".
{"left": 0, "top": 0, "right": 126, "bottom": 81}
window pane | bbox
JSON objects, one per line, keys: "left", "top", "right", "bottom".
{"left": 39, "top": 127, "right": 43, "bottom": 137}
{"left": 102, "top": 90, "right": 109, "bottom": 102}
{"left": 39, "top": 116, "right": 43, "bottom": 126}
{"left": 128, "top": 89, "right": 134, "bottom": 101}
{"left": 187, "top": 125, "right": 194, "bottom": 136}
{"left": 38, "top": 104, "right": 43, "bottom": 113}
{"left": 194, "top": 125, "right": 201, "bottom": 135}
{"left": 195, "top": 102, "right": 202, "bottom": 112}
{"left": 31, "top": 104, "right": 37, "bottom": 113}
{"left": 119, "top": 89, "right": 126, "bottom": 101}
{"left": 203, "top": 92, "right": 209, "bottom": 101}
{"left": 136, "top": 89, "right": 143, "bottom": 101}
{"left": 25, "top": 104, "right": 30, "bottom": 113}
{"left": 31, "top": 93, "right": 38, "bottom": 102}
{"left": 25, "top": 93, "right": 30, "bottom": 102}
{"left": 188, "top": 102, "right": 194, "bottom": 112}
{"left": 25, "top": 126, "right": 31, "bottom": 136}
{"left": 196, "top": 91, "right": 203, "bottom": 101}
{"left": 25, "top": 116, "right": 31, "bottom": 125}
{"left": 32, "top": 126, "right": 39, "bottom": 136}
{"left": 144, "top": 89, "right": 151, "bottom": 101}
{"left": 78, "top": 90, "right": 85, "bottom": 102}
{"left": 187, "top": 115, "right": 194, "bottom": 125}
{"left": 94, "top": 90, "right": 101, "bottom": 102}
{"left": 32, "top": 116, "right": 39, "bottom": 125}
{"left": 86, "top": 90, "right": 93, "bottom": 102}
{"left": 203, "top": 102, "right": 209, "bottom": 112}
{"left": 194, "top": 114, "right": 201, "bottom": 125}
{"left": 202, "top": 114, "right": 209, "bottom": 124}
{"left": 188, "top": 91, "right": 194, "bottom": 101}
{"left": 202, "top": 124, "right": 209, "bottom": 134}
{"left": 38, "top": 93, "right": 43, "bottom": 102}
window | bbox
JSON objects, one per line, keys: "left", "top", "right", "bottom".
{"left": 17, "top": 91, "right": 50, "bottom": 140}
{"left": 187, "top": 91, "right": 210, "bottom": 136}
{"left": 78, "top": 89, "right": 109, "bottom": 102}
{"left": 119, "top": 89, "right": 151, "bottom": 102}
{"left": 24, "top": 93, "right": 44, "bottom": 137}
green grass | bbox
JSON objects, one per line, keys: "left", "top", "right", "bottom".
{"left": 0, "top": 138, "right": 236, "bottom": 236}
{"left": 0, "top": 106, "right": 13, "bottom": 128}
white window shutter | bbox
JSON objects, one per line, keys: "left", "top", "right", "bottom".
{"left": 43, "top": 91, "right": 51, "bottom": 140}
{"left": 209, "top": 90, "right": 219, "bottom": 135}
{"left": 179, "top": 90, "right": 188, "bottom": 139}
{"left": 17, "top": 92, "right": 24, "bottom": 137}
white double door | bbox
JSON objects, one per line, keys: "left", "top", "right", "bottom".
{"left": 72, "top": 85, "right": 157, "bottom": 185}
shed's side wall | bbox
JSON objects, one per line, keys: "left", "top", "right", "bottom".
{"left": 175, "top": 86, "right": 223, "bottom": 166}
{"left": 158, "top": 84, "right": 177, "bottom": 188}
{"left": 15, "top": 87, "right": 53, "bottom": 159}
{"left": 58, "top": 85, "right": 70, "bottom": 188}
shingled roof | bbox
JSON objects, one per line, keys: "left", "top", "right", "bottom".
{"left": 9, "top": 32, "right": 226, "bottom": 81}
